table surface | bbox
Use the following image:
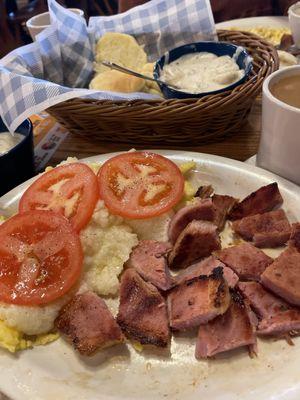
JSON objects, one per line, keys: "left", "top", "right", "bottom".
{"left": 47, "top": 98, "right": 262, "bottom": 166}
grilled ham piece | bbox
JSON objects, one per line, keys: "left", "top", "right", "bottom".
{"left": 194, "top": 185, "right": 214, "bottom": 199}
{"left": 229, "top": 182, "right": 283, "bottom": 220}
{"left": 239, "top": 282, "right": 300, "bottom": 336}
{"left": 195, "top": 290, "right": 257, "bottom": 358}
{"left": 168, "top": 267, "right": 230, "bottom": 331}
{"left": 169, "top": 220, "right": 221, "bottom": 269}
{"left": 289, "top": 222, "right": 300, "bottom": 250}
{"left": 127, "top": 240, "right": 173, "bottom": 291}
{"left": 117, "top": 269, "right": 170, "bottom": 347}
{"left": 261, "top": 245, "right": 300, "bottom": 306}
{"left": 212, "top": 194, "right": 237, "bottom": 231}
{"left": 174, "top": 256, "right": 239, "bottom": 288}
{"left": 215, "top": 242, "right": 273, "bottom": 281}
{"left": 55, "top": 292, "right": 124, "bottom": 356}
{"left": 232, "top": 209, "right": 291, "bottom": 248}
{"left": 168, "top": 198, "right": 216, "bottom": 244}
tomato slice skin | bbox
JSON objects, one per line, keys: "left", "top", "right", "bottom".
{"left": 97, "top": 152, "right": 184, "bottom": 219}
{"left": 0, "top": 210, "right": 83, "bottom": 306}
{"left": 19, "top": 163, "right": 99, "bottom": 232}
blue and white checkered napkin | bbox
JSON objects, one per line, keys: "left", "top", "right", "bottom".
{"left": 0, "top": 0, "right": 216, "bottom": 132}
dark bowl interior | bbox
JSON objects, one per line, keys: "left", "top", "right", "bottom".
{"left": 154, "top": 41, "right": 253, "bottom": 99}
{"left": 0, "top": 119, "right": 35, "bottom": 197}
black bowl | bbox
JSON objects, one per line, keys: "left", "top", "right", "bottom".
{"left": 154, "top": 41, "right": 253, "bottom": 99}
{"left": 0, "top": 118, "right": 35, "bottom": 196}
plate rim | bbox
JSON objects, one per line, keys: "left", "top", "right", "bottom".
{"left": 216, "top": 15, "right": 289, "bottom": 29}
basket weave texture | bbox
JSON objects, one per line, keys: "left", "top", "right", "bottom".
{"left": 48, "top": 30, "right": 278, "bottom": 145}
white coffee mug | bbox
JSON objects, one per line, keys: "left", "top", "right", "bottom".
{"left": 288, "top": 2, "right": 300, "bottom": 48}
{"left": 257, "top": 65, "right": 300, "bottom": 185}
{"left": 26, "top": 8, "right": 84, "bottom": 41}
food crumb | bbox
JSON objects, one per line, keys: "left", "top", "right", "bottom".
{"left": 146, "top": 362, "right": 152, "bottom": 371}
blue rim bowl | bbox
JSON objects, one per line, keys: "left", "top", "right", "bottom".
{"left": 0, "top": 118, "right": 35, "bottom": 196}
{"left": 153, "top": 41, "right": 253, "bottom": 99}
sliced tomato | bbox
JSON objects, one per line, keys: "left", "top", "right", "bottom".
{"left": 97, "top": 152, "right": 184, "bottom": 219}
{"left": 0, "top": 210, "right": 83, "bottom": 305}
{"left": 19, "top": 163, "right": 99, "bottom": 232}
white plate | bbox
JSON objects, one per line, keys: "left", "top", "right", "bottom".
{"left": 1, "top": 150, "right": 300, "bottom": 400}
{"left": 216, "top": 15, "right": 289, "bottom": 30}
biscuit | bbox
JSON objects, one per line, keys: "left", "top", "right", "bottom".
{"left": 95, "top": 32, "right": 147, "bottom": 74}
{"left": 89, "top": 70, "right": 145, "bottom": 93}
{"left": 141, "top": 62, "right": 161, "bottom": 93}
{"left": 277, "top": 50, "right": 298, "bottom": 69}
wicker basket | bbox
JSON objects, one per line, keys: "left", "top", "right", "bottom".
{"left": 48, "top": 30, "right": 278, "bottom": 145}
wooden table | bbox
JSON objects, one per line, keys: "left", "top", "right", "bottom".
{"left": 47, "top": 98, "right": 262, "bottom": 166}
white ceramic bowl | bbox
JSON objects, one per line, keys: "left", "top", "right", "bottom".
{"left": 26, "top": 8, "right": 84, "bottom": 40}
{"left": 288, "top": 2, "right": 300, "bottom": 48}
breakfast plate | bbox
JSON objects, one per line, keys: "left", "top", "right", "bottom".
{"left": 216, "top": 16, "right": 291, "bottom": 48}
{"left": 216, "top": 16, "right": 289, "bottom": 30}
{"left": 1, "top": 150, "right": 300, "bottom": 400}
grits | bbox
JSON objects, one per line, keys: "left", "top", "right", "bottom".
{"left": 125, "top": 211, "right": 174, "bottom": 242}
{"left": 0, "top": 293, "right": 72, "bottom": 336}
{"left": 81, "top": 200, "right": 138, "bottom": 296}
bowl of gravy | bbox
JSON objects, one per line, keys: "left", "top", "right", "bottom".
{"left": 0, "top": 118, "right": 35, "bottom": 196}
{"left": 153, "top": 41, "right": 253, "bottom": 99}
{"left": 257, "top": 66, "right": 300, "bottom": 184}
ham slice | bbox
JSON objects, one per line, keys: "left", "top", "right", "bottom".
{"left": 289, "top": 222, "right": 300, "bottom": 250}
{"left": 212, "top": 194, "right": 237, "bottom": 231}
{"left": 232, "top": 209, "right": 291, "bottom": 248}
{"left": 194, "top": 185, "right": 214, "bottom": 199}
{"left": 117, "top": 269, "right": 170, "bottom": 347}
{"left": 261, "top": 246, "right": 300, "bottom": 306}
{"left": 195, "top": 290, "right": 256, "bottom": 358}
{"left": 55, "top": 292, "right": 124, "bottom": 356}
{"left": 168, "top": 220, "right": 221, "bottom": 269}
{"left": 168, "top": 198, "right": 215, "bottom": 244}
{"left": 215, "top": 242, "right": 273, "bottom": 281}
{"left": 229, "top": 182, "right": 283, "bottom": 220}
{"left": 168, "top": 267, "right": 230, "bottom": 331}
{"left": 127, "top": 240, "right": 173, "bottom": 291}
{"left": 239, "top": 281, "right": 300, "bottom": 336}
{"left": 174, "top": 256, "right": 239, "bottom": 288}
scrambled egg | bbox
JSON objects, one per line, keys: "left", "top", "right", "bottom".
{"left": 178, "top": 161, "right": 197, "bottom": 207}
{"left": 45, "top": 157, "right": 101, "bottom": 174}
{"left": 0, "top": 320, "right": 59, "bottom": 353}
{"left": 132, "top": 341, "right": 144, "bottom": 352}
{"left": 183, "top": 181, "right": 197, "bottom": 202}
{"left": 230, "top": 26, "right": 291, "bottom": 45}
{"left": 179, "top": 161, "right": 196, "bottom": 175}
